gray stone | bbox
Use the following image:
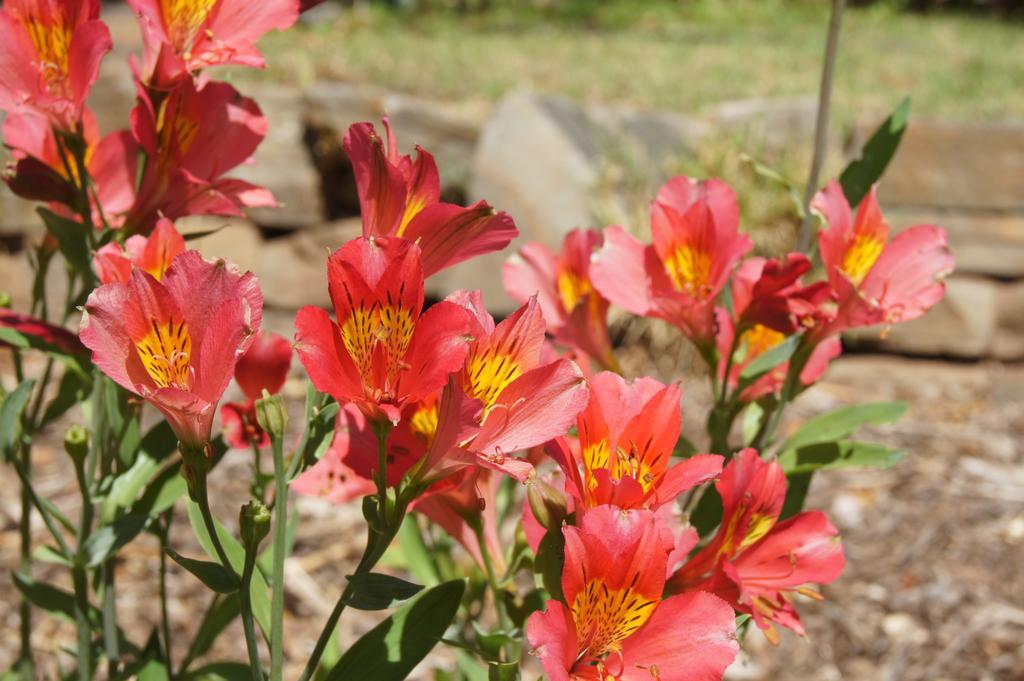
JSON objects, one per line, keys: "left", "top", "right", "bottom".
{"left": 848, "top": 275, "right": 996, "bottom": 358}
{"left": 256, "top": 219, "right": 362, "bottom": 310}
{"left": 712, "top": 95, "right": 818, "bottom": 152}
{"left": 236, "top": 86, "right": 325, "bottom": 228}
{"left": 994, "top": 280, "right": 1024, "bottom": 360}
{"left": 885, "top": 208, "right": 1024, "bottom": 280}
{"left": 178, "top": 216, "right": 263, "bottom": 274}
{"left": 860, "top": 121, "right": 1024, "bottom": 211}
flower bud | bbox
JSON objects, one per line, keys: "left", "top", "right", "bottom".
{"left": 527, "top": 479, "right": 567, "bottom": 532}
{"left": 0, "top": 291, "right": 11, "bottom": 308}
{"left": 255, "top": 390, "right": 288, "bottom": 441}
{"left": 63, "top": 424, "right": 89, "bottom": 463}
{"left": 239, "top": 500, "right": 271, "bottom": 548}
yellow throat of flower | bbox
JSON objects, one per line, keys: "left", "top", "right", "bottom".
{"left": 23, "top": 15, "right": 73, "bottom": 97}
{"left": 161, "top": 0, "right": 218, "bottom": 53}
{"left": 665, "top": 243, "right": 712, "bottom": 299}
{"left": 571, "top": 579, "right": 657, "bottom": 657}
{"left": 841, "top": 233, "right": 885, "bottom": 286}
{"left": 136, "top": 318, "right": 193, "bottom": 389}
{"left": 339, "top": 304, "right": 416, "bottom": 391}
{"left": 465, "top": 349, "right": 521, "bottom": 414}
{"left": 740, "top": 324, "right": 786, "bottom": 361}
{"left": 556, "top": 269, "right": 593, "bottom": 314}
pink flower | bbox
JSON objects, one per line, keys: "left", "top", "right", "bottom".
{"left": 0, "top": 0, "right": 111, "bottom": 129}
{"left": 128, "top": 0, "right": 298, "bottom": 84}
{"left": 79, "top": 249, "right": 262, "bottom": 447}
{"left": 553, "top": 372, "right": 722, "bottom": 511}
{"left": 526, "top": 505, "right": 738, "bottom": 681}
{"left": 345, "top": 120, "right": 518, "bottom": 277}
{"left": 503, "top": 228, "right": 618, "bottom": 372}
{"left": 421, "top": 292, "right": 588, "bottom": 483}
{"left": 121, "top": 78, "right": 276, "bottom": 232}
{"left": 294, "top": 236, "right": 477, "bottom": 425}
{"left": 714, "top": 311, "right": 841, "bottom": 403}
{"left": 668, "top": 449, "right": 845, "bottom": 642}
{"left": 731, "top": 253, "right": 833, "bottom": 334}
{"left": 591, "top": 176, "right": 752, "bottom": 348}
{"left": 1, "top": 309, "right": 87, "bottom": 357}
{"left": 220, "top": 331, "right": 292, "bottom": 449}
{"left": 94, "top": 217, "right": 186, "bottom": 285}
{"left": 811, "top": 181, "right": 954, "bottom": 338}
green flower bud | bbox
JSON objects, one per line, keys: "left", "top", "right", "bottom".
{"left": 240, "top": 500, "right": 272, "bottom": 548}
{"left": 526, "top": 478, "right": 567, "bottom": 532}
{"left": 0, "top": 291, "right": 11, "bottom": 309}
{"left": 63, "top": 424, "right": 89, "bottom": 463}
{"left": 255, "top": 390, "right": 288, "bottom": 441}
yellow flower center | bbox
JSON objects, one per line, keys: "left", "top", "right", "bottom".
{"left": 23, "top": 16, "right": 73, "bottom": 96}
{"left": 841, "top": 233, "right": 885, "bottom": 286}
{"left": 556, "top": 269, "right": 593, "bottom": 314}
{"left": 136, "top": 318, "right": 192, "bottom": 389}
{"left": 161, "top": 0, "right": 218, "bottom": 54}
{"left": 409, "top": 401, "right": 439, "bottom": 448}
{"left": 571, "top": 579, "right": 657, "bottom": 657}
{"left": 664, "top": 244, "right": 712, "bottom": 299}
{"left": 739, "top": 324, "right": 786, "bottom": 362}
{"left": 464, "top": 350, "right": 521, "bottom": 413}
{"left": 339, "top": 304, "right": 415, "bottom": 391}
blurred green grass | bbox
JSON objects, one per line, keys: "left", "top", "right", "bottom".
{"left": 252, "top": 0, "right": 1022, "bottom": 124}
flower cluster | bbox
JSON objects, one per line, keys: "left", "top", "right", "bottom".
{"left": 0, "top": 4, "right": 956, "bottom": 678}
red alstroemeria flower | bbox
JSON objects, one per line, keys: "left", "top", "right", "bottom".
{"left": 421, "top": 291, "right": 589, "bottom": 483}
{"left": 120, "top": 78, "right": 275, "bottom": 233}
{"left": 220, "top": 331, "right": 292, "bottom": 449}
{"left": 128, "top": 0, "right": 298, "bottom": 84}
{"left": 731, "top": 253, "right": 834, "bottom": 334}
{"left": 527, "top": 505, "right": 738, "bottom": 681}
{"left": 591, "top": 176, "right": 752, "bottom": 348}
{"left": 668, "top": 448, "right": 845, "bottom": 642}
{"left": 94, "top": 217, "right": 186, "bottom": 285}
{"left": 811, "top": 181, "right": 954, "bottom": 339}
{"left": 714, "top": 311, "right": 841, "bottom": 403}
{"left": 1, "top": 309, "right": 87, "bottom": 356}
{"left": 503, "top": 228, "right": 619, "bottom": 372}
{"left": 79, "top": 249, "right": 262, "bottom": 447}
{"left": 551, "top": 372, "right": 722, "bottom": 511}
{"left": 294, "top": 236, "right": 476, "bottom": 425}
{"left": 345, "top": 120, "right": 518, "bottom": 277}
{"left": 0, "top": 0, "right": 111, "bottom": 129}
{"left": 3, "top": 109, "right": 136, "bottom": 224}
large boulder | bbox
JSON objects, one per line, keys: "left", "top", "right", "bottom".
{"left": 466, "top": 90, "right": 705, "bottom": 312}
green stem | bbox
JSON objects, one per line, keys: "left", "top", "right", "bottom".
{"left": 797, "top": 0, "right": 847, "bottom": 252}
{"left": 251, "top": 440, "right": 266, "bottom": 503}
{"left": 18, "top": 442, "right": 33, "bottom": 673}
{"left": 11, "top": 457, "right": 71, "bottom": 554}
{"left": 102, "top": 561, "right": 119, "bottom": 675}
{"left": 73, "top": 455, "right": 94, "bottom": 681}
{"left": 193, "top": 477, "right": 235, "bottom": 574}
{"left": 158, "top": 515, "right": 175, "bottom": 679}
{"left": 269, "top": 433, "right": 287, "bottom": 681}
{"left": 473, "top": 520, "right": 512, "bottom": 641}
{"left": 240, "top": 543, "right": 266, "bottom": 681}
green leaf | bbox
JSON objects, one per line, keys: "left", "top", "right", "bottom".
{"left": 780, "top": 472, "right": 813, "bottom": 520}
{"left": 323, "top": 579, "right": 466, "bottom": 681}
{"left": 140, "top": 421, "right": 180, "bottom": 461}
{"left": 778, "top": 440, "right": 905, "bottom": 475}
{"left": 40, "top": 369, "right": 92, "bottom": 428}
{"left": 0, "top": 379, "right": 35, "bottom": 458}
{"left": 186, "top": 501, "right": 271, "bottom": 638}
{"left": 396, "top": 515, "right": 441, "bottom": 587}
{"left": 165, "top": 548, "right": 240, "bottom": 594}
{"left": 738, "top": 335, "right": 799, "bottom": 386}
{"left": 534, "top": 526, "right": 565, "bottom": 603}
{"left": 689, "top": 485, "right": 723, "bottom": 539}
{"left": 12, "top": 572, "right": 100, "bottom": 626}
{"left": 83, "top": 514, "right": 149, "bottom": 566}
{"left": 37, "top": 207, "right": 92, "bottom": 274}
{"left": 101, "top": 454, "right": 160, "bottom": 522}
{"left": 838, "top": 97, "right": 911, "bottom": 208}
{"left": 181, "top": 594, "right": 240, "bottom": 666}
{"left": 343, "top": 572, "right": 424, "bottom": 611}
{"left": 131, "top": 464, "right": 186, "bottom": 518}
{"left": 780, "top": 401, "right": 908, "bottom": 454}
{"left": 136, "top": 659, "right": 171, "bottom": 681}
{"left": 34, "top": 544, "right": 73, "bottom": 566}
{"left": 741, "top": 402, "right": 765, "bottom": 446}
{"left": 488, "top": 662, "right": 519, "bottom": 681}
{"left": 182, "top": 663, "right": 252, "bottom": 681}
